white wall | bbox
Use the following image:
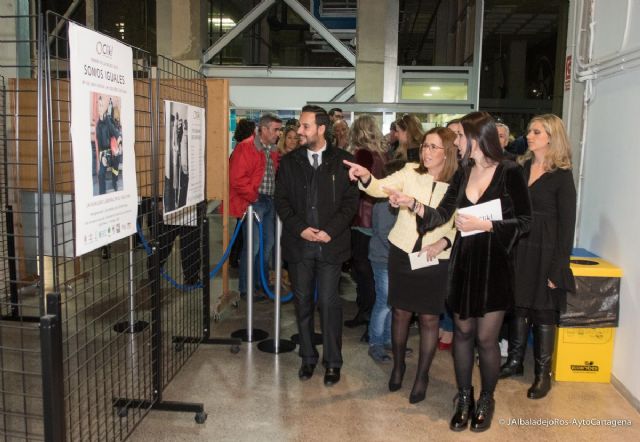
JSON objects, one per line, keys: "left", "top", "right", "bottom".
{"left": 574, "top": 0, "right": 640, "bottom": 404}
{"left": 228, "top": 78, "right": 352, "bottom": 110}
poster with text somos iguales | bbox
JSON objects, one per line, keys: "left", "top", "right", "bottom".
{"left": 68, "top": 22, "right": 138, "bottom": 256}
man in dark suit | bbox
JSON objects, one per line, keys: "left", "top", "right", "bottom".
{"left": 274, "top": 105, "right": 359, "bottom": 386}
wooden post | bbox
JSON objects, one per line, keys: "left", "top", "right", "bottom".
{"left": 205, "top": 79, "right": 234, "bottom": 313}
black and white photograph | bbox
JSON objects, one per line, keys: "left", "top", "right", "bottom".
{"left": 163, "top": 100, "right": 205, "bottom": 220}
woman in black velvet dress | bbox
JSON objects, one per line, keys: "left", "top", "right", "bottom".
{"left": 388, "top": 112, "right": 531, "bottom": 432}
{"left": 499, "top": 114, "right": 576, "bottom": 400}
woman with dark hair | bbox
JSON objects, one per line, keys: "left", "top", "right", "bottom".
{"left": 386, "top": 112, "right": 531, "bottom": 432}
{"left": 229, "top": 118, "right": 257, "bottom": 268}
{"left": 233, "top": 118, "right": 256, "bottom": 143}
{"left": 343, "top": 126, "right": 458, "bottom": 404}
{"left": 500, "top": 114, "right": 576, "bottom": 401}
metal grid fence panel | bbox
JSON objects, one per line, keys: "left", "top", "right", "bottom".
{"left": 0, "top": 6, "right": 46, "bottom": 441}
{"left": 1, "top": 12, "right": 210, "bottom": 441}
{"left": 154, "top": 56, "right": 207, "bottom": 389}
{"left": 44, "top": 12, "right": 154, "bottom": 441}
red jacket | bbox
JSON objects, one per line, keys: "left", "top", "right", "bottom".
{"left": 229, "top": 135, "right": 280, "bottom": 218}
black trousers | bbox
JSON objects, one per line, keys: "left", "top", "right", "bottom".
{"left": 350, "top": 229, "right": 375, "bottom": 318}
{"left": 289, "top": 256, "right": 343, "bottom": 368}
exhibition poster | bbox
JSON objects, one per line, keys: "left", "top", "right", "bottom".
{"left": 68, "top": 22, "right": 138, "bottom": 256}
{"left": 163, "top": 100, "right": 206, "bottom": 224}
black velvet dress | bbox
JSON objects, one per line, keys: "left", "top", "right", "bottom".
{"left": 514, "top": 160, "right": 576, "bottom": 312}
{"left": 418, "top": 160, "right": 532, "bottom": 319}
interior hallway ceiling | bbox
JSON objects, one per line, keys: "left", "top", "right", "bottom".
{"left": 399, "top": 0, "right": 561, "bottom": 66}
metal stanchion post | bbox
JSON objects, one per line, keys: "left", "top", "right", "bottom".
{"left": 114, "top": 235, "right": 149, "bottom": 333}
{"left": 258, "top": 216, "right": 295, "bottom": 353}
{"left": 231, "top": 205, "right": 268, "bottom": 342}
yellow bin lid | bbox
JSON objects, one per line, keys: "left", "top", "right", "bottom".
{"left": 569, "top": 257, "right": 623, "bottom": 278}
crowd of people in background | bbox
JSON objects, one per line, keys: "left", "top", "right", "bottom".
{"left": 228, "top": 106, "right": 576, "bottom": 433}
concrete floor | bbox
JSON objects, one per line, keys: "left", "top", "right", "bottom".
{"left": 128, "top": 272, "right": 639, "bottom": 442}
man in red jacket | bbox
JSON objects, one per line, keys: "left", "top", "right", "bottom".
{"left": 229, "top": 113, "right": 282, "bottom": 297}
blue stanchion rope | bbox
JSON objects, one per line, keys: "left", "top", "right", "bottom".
{"left": 136, "top": 212, "right": 295, "bottom": 303}
{"left": 136, "top": 215, "right": 244, "bottom": 291}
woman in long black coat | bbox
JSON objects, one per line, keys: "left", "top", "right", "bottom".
{"left": 499, "top": 114, "right": 576, "bottom": 400}
{"left": 388, "top": 112, "right": 532, "bottom": 432}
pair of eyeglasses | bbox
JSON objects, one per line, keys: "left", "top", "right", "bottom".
{"left": 421, "top": 143, "right": 444, "bottom": 150}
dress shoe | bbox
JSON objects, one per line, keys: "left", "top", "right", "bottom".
{"left": 368, "top": 345, "right": 391, "bottom": 363}
{"left": 344, "top": 314, "right": 368, "bottom": 328}
{"left": 470, "top": 391, "right": 495, "bottom": 432}
{"left": 388, "top": 362, "right": 406, "bottom": 392}
{"left": 298, "top": 364, "right": 315, "bottom": 381}
{"left": 324, "top": 368, "right": 341, "bottom": 386}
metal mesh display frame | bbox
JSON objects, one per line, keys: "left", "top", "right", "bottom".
{"left": 1, "top": 8, "right": 219, "bottom": 441}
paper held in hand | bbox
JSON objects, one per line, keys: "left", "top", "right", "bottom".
{"left": 457, "top": 198, "right": 503, "bottom": 237}
{"left": 409, "top": 251, "right": 439, "bottom": 270}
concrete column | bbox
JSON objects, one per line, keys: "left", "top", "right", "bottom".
{"left": 156, "top": 0, "right": 208, "bottom": 70}
{"left": 507, "top": 40, "right": 527, "bottom": 99}
{"left": 86, "top": 0, "right": 95, "bottom": 30}
{"left": 356, "top": 0, "right": 398, "bottom": 102}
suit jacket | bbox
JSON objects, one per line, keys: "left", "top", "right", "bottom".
{"left": 274, "top": 144, "right": 360, "bottom": 264}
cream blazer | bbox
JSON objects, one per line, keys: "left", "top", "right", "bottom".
{"left": 359, "top": 163, "right": 457, "bottom": 257}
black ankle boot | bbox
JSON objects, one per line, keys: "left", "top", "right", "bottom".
{"left": 470, "top": 391, "right": 495, "bottom": 432}
{"left": 527, "top": 324, "right": 555, "bottom": 399}
{"left": 450, "top": 386, "right": 474, "bottom": 431}
{"left": 499, "top": 316, "right": 528, "bottom": 379}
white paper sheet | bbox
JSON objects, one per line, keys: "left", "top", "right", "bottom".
{"left": 457, "top": 198, "right": 503, "bottom": 237}
{"left": 408, "top": 251, "right": 439, "bottom": 270}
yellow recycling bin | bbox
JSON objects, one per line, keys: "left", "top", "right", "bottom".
{"left": 553, "top": 254, "right": 622, "bottom": 383}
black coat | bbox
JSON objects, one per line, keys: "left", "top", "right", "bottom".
{"left": 418, "top": 160, "right": 532, "bottom": 319}
{"left": 274, "top": 145, "right": 360, "bottom": 264}
{"left": 514, "top": 159, "right": 576, "bottom": 311}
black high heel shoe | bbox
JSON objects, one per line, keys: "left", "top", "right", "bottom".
{"left": 409, "top": 374, "right": 428, "bottom": 404}
{"left": 388, "top": 362, "right": 406, "bottom": 392}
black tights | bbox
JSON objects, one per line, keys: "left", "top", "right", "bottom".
{"left": 391, "top": 307, "right": 439, "bottom": 395}
{"left": 453, "top": 311, "right": 505, "bottom": 394}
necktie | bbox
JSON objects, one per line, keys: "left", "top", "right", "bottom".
{"left": 312, "top": 153, "right": 319, "bottom": 169}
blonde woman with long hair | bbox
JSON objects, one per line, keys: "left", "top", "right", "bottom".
{"left": 277, "top": 125, "right": 300, "bottom": 156}
{"left": 394, "top": 113, "right": 424, "bottom": 163}
{"left": 343, "top": 115, "right": 388, "bottom": 330}
{"left": 500, "top": 114, "right": 576, "bottom": 401}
